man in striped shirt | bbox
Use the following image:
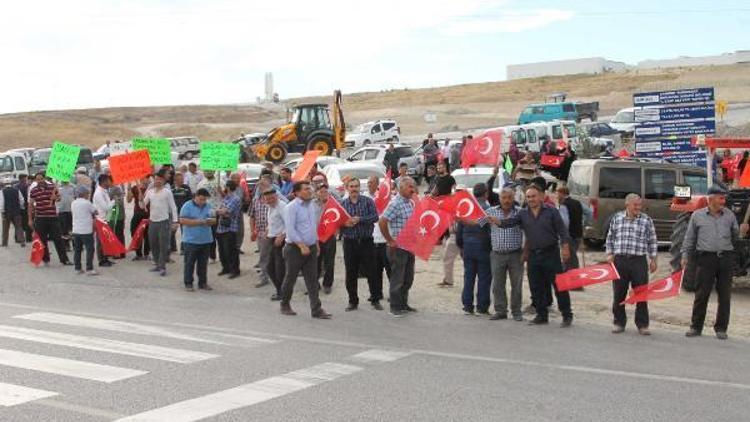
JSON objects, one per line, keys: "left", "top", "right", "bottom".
{"left": 340, "top": 178, "right": 380, "bottom": 311}
{"left": 28, "top": 172, "right": 71, "bottom": 266}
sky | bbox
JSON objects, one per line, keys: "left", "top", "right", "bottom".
{"left": 1, "top": 0, "right": 749, "bottom": 114}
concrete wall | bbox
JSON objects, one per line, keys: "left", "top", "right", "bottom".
{"left": 507, "top": 57, "right": 629, "bottom": 80}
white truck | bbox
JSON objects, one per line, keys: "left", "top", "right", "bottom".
{"left": 0, "top": 151, "right": 30, "bottom": 183}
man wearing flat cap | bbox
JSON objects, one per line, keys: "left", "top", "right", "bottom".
{"left": 682, "top": 185, "right": 749, "bottom": 340}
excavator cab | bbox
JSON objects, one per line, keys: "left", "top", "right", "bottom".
{"left": 253, "top": 91, "right": 345, "bottom": 163}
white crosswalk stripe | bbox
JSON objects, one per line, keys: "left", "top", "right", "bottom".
{"left": 0, "top": 325, "right": 218, "bottom": 363}
{"left": 0, "top": 382, "right": 58, "bottom": 407}
{"left": 116, "top": 349, "right": 410, "bottom": 422}
{"left": 13, "top": 312, "right": 224, "bottom": 344}
{"left": 0, "top": 348, "right": 146, "bottom": 383}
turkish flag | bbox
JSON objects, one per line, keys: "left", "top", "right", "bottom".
{"left": 442, "top": 190, "right": 486, "bottom": 220}
{"left": 128, "top": 219, "right": 150, "bottom": 252}
{"left": 555, "top": 263, "right": 620, "bottom": 292}
{"left": 396, "top": 196, "right": 454, "bottom": 260}
{"left": 239, "top": 172, "right": 250, "bottom": 198}
{"left": 434, "top": 195, "right": 457, "bottom": 215}
{"left": 374, "top": 170, "right": 392, "bottom": 214}
{"left": 541, "top": 154, "right": 563, "bottom": 168}
{"left": 461, "top": 129, "right": 502, "bottom": 170}
{"left": 29, "top": 232, "right": 45, "bottom": 266}
{"left": 317, "top": 196, "right": 351, "bottom": 242}
{"left": 616, "top": 149, "right": 630, "bottom": 158}
{"left": 622, "top": 270, "right": 683, "bottom": 304}
{"left": 95, "top": 219, "right": 127, "bottom": 257}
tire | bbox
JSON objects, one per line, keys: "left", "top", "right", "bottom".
{"left": 265, "top": 144, "right": 287, "bottom": 163}
{"left": 670, "top": 212, "right": 699, "bottom": 292}
{"left": 307, "top": 138, "right": 334, "bottom": 156}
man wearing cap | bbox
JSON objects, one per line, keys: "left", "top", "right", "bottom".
{"left": 250, "top": 177, "right": 273, "bottom": 288}
{"left": 0, "top": 180, "right": 26, "bottom": 248}
{"left": 682, "top": 185, "right": 749, "bottom": 340}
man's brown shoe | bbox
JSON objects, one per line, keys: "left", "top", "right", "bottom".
{"left": 280, "top": 304, "right": 297, "bottom": 316}
{"left": 312, "top": 309, "right": 332, "bottom": 319}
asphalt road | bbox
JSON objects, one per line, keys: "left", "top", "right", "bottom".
{"left": 0, "top": 244, "right": 748, "bottom": 422}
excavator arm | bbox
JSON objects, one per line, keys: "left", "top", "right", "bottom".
{"left": 332, "top": 90, "right": 345, "bottom": 154}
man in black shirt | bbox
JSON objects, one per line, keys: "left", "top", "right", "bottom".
{"left": 171, "top": 172, "right": 192, "bottom": 253}
{"left": 557, "top": 185, "right": 583, "bottom": 271}
{"left": 430, "top": 161, "right": 456, "bottom": 197}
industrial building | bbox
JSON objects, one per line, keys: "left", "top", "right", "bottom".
{"left": 637, "top": 50, "right": 750, "bottom": 69}
{"left": 506, "top": 57, "right": 629, "bottom": 80}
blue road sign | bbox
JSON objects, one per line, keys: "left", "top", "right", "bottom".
{"left": 635, "top": 138, "right": 697, "bottom": 154}
{"left": 633, "top": 87, "right": 714, "bottom": 107}
{"left": 634, "top": 104, "right": 715, "bottom": 123}
{"left": 635, "top": 119, "right": 716, "bottom": 140}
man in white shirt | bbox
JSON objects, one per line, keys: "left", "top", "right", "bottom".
{"left": 364, "top": 176, "right": 390, "bottom": 303}
{"left": 144, "top": 169, "right": 179, "bottom": 276}
{"left": 92, "top": 174, "right": 115, "bottom": 267}
{"left": 71, "top": 186, "right": 98, "bottom": 275}
{"left": 185, "top": 162, "right": 204, "bottom": 193}
{"left": 264, "top": 187, "right": 288, "bottom": 301}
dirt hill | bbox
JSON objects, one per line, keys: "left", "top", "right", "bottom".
{"left": 1, "top": 64, "right": 748, "bottom": 150}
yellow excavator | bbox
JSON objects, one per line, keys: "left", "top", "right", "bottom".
{"left": 252, "top": 90, "right": 346, "bottom": 163}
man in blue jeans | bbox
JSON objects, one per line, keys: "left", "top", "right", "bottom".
{"left": 71, "top": 186, "right": 97, "bottom": 275}
{"left": 456, "top": 184, "right": 492, "bottom": 315}
{"left": 179, "top": 188, "right": 216, "bottom": 291}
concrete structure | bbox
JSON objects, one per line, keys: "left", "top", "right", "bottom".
{"left": 637, "top": 50, "right": 750, "bottom": 70}
{"left": 264, "top": 72, "right": 274, "bottom": 102}
{"left": 507, "top": 57, "right": 629, "bottom": 80}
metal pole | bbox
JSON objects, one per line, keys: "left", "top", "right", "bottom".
{"left": 706, "top": 147, "right": 713, "bottom": 188}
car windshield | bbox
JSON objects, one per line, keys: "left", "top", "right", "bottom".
{"left": 338, "top": 168, "right": 384, "bottom": 180}
{"left": 612, "top": 111, "right": 634, "bottom": 123}
{"left": 0, "top": 156, "right": 13, "bottom": 172}
{"left": 453, "top": 173, "right": 498, "bottom": 190}
{"left": 32, "top": 150, "right": 51, "bottom": 165}
{"left": 77, "top": 149, "right": 93, "bottom": 165}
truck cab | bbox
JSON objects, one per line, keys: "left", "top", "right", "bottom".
{"left": 0, "top": 152, "right": 30, "bottom": 182}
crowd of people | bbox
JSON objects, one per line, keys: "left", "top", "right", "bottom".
{"left": 0, "top": 138, "right": 742, "bottom": 339}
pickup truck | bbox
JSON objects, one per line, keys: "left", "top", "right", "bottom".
{"left": 518, "top": 101, "right": 599, "bottom": 124}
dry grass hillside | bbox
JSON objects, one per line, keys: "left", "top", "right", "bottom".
{"left": 1, "top": 64, "right": 749, "bottom": 150}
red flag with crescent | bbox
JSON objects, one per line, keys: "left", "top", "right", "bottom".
{"left": 540, "top": 154, "right": 563, "bottom": 168}
{"left": 396, "top": 196, "right": 454, "bottom": 261}
{"left": 317, "top": 196, "right": 351, "bottom": 242}
{"left": 555, "top": 263, "right": 620, "bottom": 292}
{"left": 29, "top": 232, "right": 45, "bottom": 266}
{"left": 128, "top": 219, "right": 150, "bottom": 252}
{"left": 461, "top": 129, "right": 502, "bottom": 170}
{"left": 446, "top": 190, "right": 486, "bottom": 220}
{"left": 374, "top": 170, "right": 392, "bottom": 214}
{"left": 622, "top": 270, "right": 683, "bottom": 304}
{"left": 95, "top": 219, "right": 127, "bottom": 256}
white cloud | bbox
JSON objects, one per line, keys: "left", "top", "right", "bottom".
{"left": 0, "top": 1, "right": 574, "bottom": 113}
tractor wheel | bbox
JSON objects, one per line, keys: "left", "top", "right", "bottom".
{"left": 307, "top": 138, "right": 334, "bottom": 156}
{"left": 670, "top": 212, "right": 699, "bottom": 292}
{"left": 265, "top": 144, "right": 287, "bottom": 163}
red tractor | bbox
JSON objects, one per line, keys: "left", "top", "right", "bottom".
{"left": 669, "top": 138, "right": 750, "bottom": 291}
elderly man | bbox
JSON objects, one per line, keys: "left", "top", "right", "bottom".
{"left": 280, "top": 181, "right": 332, "bottom": 319}
{"left": 379, "top": 177, "right": 417, "bottom": 317}
{"left": 1, "top": 180, "right": 26, "bottom": 248}
{"left": 250, "top": 177, "right": 273, "bottom": 287}
{"left": 606, "top": 193, "right": 658, "bottom": 335}
{"left": 340, "top": 178, "right": 380, "bottom": 311}
{"left": 364, "top": 175, "right": 391, "bottom": 298}
{"left": 682, "top": 185, "right": 749, "bottom": 340}
{"left": 487, "top": 187, "right": 524, "bottom": 321}
{"left": 495, "top": 185, "right": 572, "bottom": 326}
{"left": 144, "top": 169, "right": 179, "bottom": 277}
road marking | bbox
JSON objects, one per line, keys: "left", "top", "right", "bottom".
{"left": 0, "top": 348, "right": 146, "bottom": 383}
{"left": 0, "top": 382, "right": 57, "bottom": 407}
{"left": 116, "top": 362, "right": 363, "bottom": 422}
{"left": 0, "top": 325, "right": 218, "bottom": 363}
{"left": 13, "top": 312, "right": 224, "bottom": 345}
{"left": 34, "top": 398, "right": 125, "bottom": 419}
{"left": 117, "top": 349, "right": 410, "bottom": 422}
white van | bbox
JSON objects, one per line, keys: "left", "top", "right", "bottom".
{"left": 609, "top": 107, "right": 637, "bottom": 135}
{"left": 0, "top": 152, "right": 30, "bottom": 182}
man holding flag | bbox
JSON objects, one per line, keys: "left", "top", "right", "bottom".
{"left": 682, "top": 185, "right": 748, "bottom": 340}
{"left": 606, "top": 193, "right": 658, "bottom": 335}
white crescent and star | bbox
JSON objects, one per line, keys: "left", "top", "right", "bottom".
{"left": 652, "top": 277, "right": 674, "bottom": 293}
{"left": 577, "top": 268, "right": 610, "bottom": 280}
{"left": 322, "top": 208, "right": 341, "bottom": 225}
{"left": 478, "top": 136, "right": 494, "bottom": 155}
{"left": 456, "top": 198, "right": 475, "bottom": 218}
{"left": 418, "top": 210, "right": 441, "bottom": 236}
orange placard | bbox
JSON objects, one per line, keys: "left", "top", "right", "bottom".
{"left": 739, "top": 161, "right": 750, "bottom": 188}
{"left": 292, "top": 150, "right": 322, "bottom": 182}
{"left": 109, "top": 150, "right": 153, "bottom": 185}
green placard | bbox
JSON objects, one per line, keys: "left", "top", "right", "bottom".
{"left": 199, "top": 142, "right": 239, "bottom": 171}
{"left": 131, "top": 138, "right": 172, "bottom": 164}
{"left": 46, "top": 141, "right": 80, "bottom": 182}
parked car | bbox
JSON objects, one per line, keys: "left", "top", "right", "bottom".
{"left": 5, "top": 148, "right": 35, "bottom": 163}
{"left": 0, "top": 151, "right": 30, "bottom": 182}
{"left": 29, "top": 146, "right": 95, "bottom": 177}
{"left": 322, "top": 162, "right": 385, "bottom": 193}
{"left": 609, "top": 107, "right": 638, "bottom": 135}
{"left": 451, "top": 167, "right": 508, "bottom": 193}
{"left": 282, "top": 156, "right": 346, "bottom": 172}
{"left": 344, "top": 119, "right": 400, "bottom": 148}
{"left": 237, "top": 163, "right": 265, "bottom": 196}
{"left": 518, "top": 101, "right": 599, "bottom": 124}
{"left": 348, "top": 144, "right": 423, "bottom": 184}
{"left": 566, "top": 158, "right": 708, "bottom": 247}
{"left": 168, "top": 137, "right": 201, "bottom": 160}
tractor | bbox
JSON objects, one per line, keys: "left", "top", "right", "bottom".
{"left": 252, "top": 90, "right": 346, "bottom": 163}
{"left": 669, "top": 137, "right": 750, "bottom": 291}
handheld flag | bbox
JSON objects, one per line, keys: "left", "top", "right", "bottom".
{"left": 95, "top": 219, "right": 127, "bottom": 256}
{"left": 317, "top": 196, "right": 351, "bottom": 242}
{"left": 622, "top": 270, "right": 683, "bottom": 304}
{"left": 555, "top": 263, "right": 620, "bottom": 292}
{"left": 461, "top": 129, "right": 502, "bottom": 170}
{"left": 30, "top": 232, "right": 45, "bottom": 266}
{"left": 396, "top": 196, "right": 454, "bottom": 260}
{"left": 128, "top": 219, "right": 150, "bottom": 252}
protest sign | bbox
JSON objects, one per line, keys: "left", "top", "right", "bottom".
{"left": 45, "top": 141, "right": 80, "bottom": 182}
{"left": 199, "top": 142, "right": 239, "bottom": 171}
{"left": 109, "top": 150, "right": 153, "bottom": 185}
{"left": 292, "top": 150, "right": 321, "bottom": 182}
{"left": 131, "top": 138, "right": 172, "bottom": 164}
